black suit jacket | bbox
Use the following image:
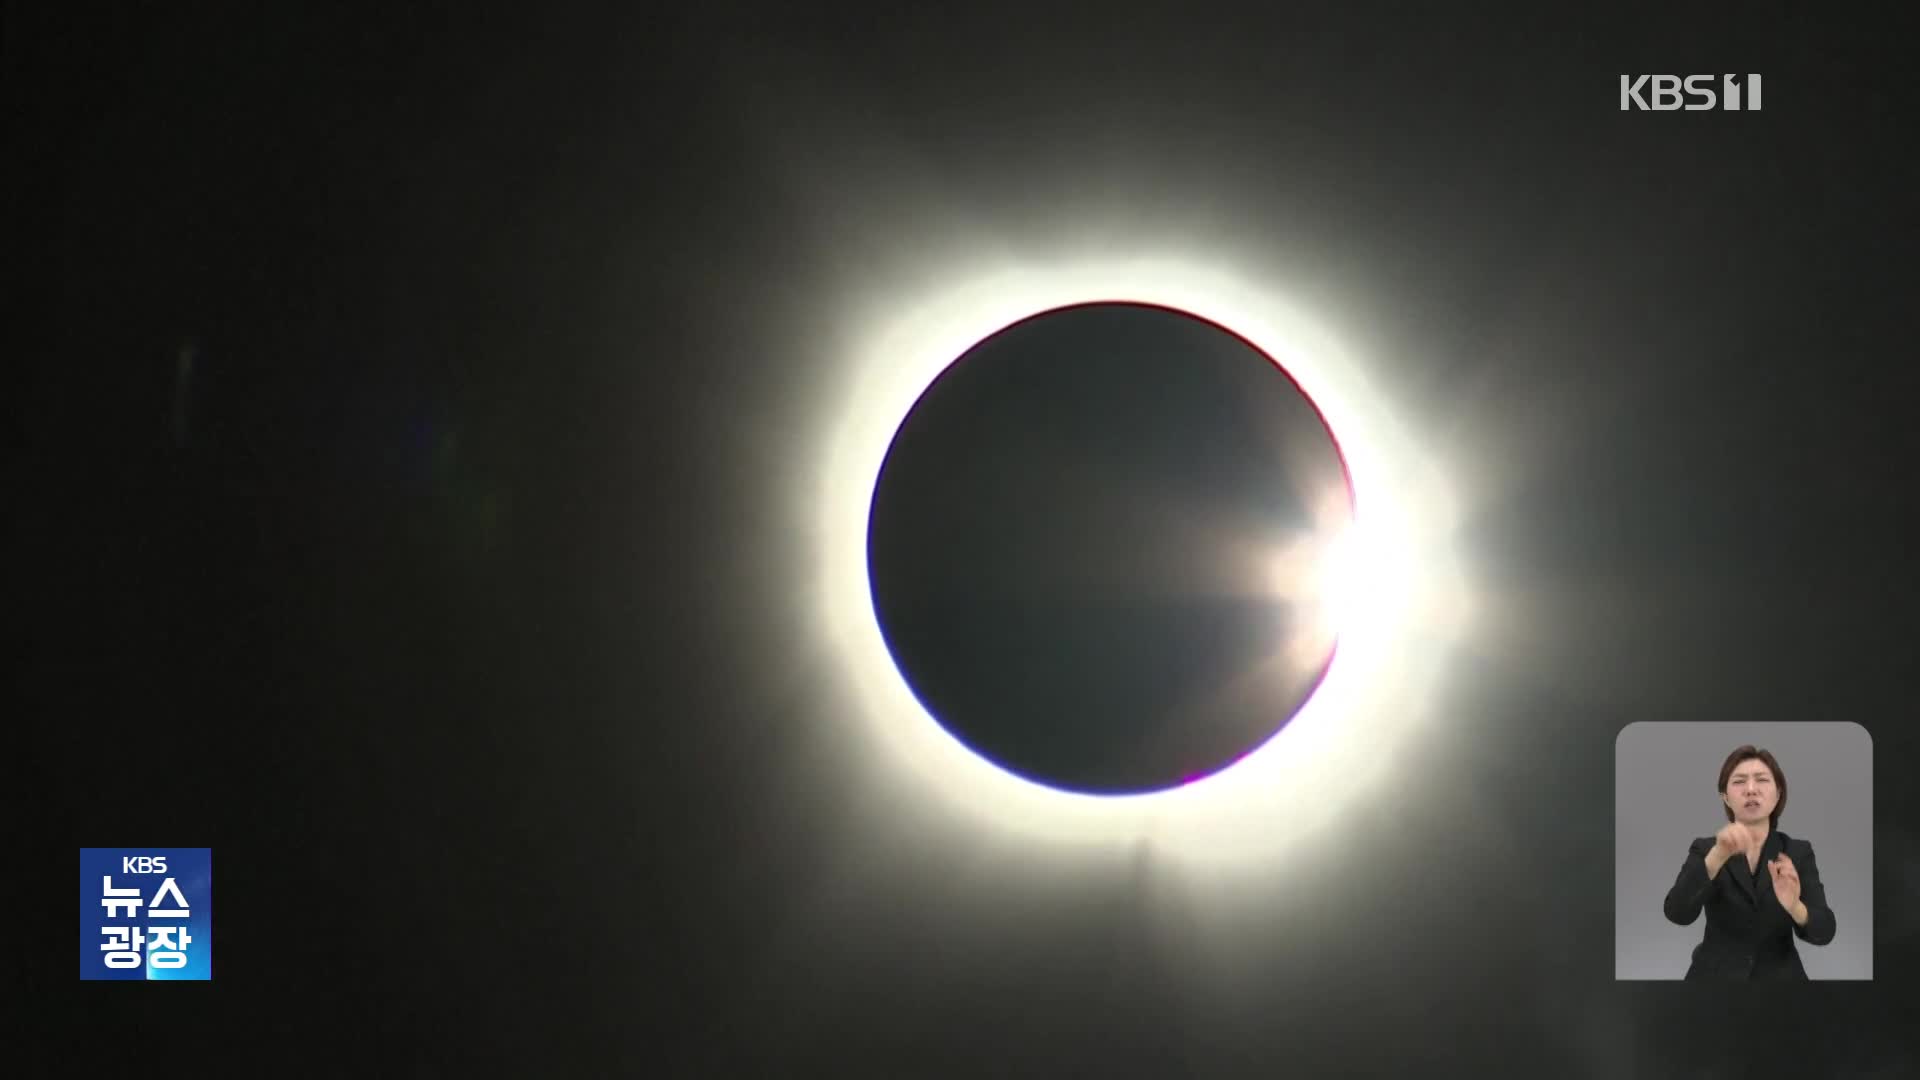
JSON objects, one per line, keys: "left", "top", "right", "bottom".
{"left": 1662, "top": 828, "right": 1837, "bottom": 980}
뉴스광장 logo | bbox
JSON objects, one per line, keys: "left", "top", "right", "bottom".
{"left": 80, "top": 848, "right": 212, "bottom": 980}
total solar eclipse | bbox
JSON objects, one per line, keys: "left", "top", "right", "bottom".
{"left": 866, "top": 301, "right": 1354, "bottom": 796}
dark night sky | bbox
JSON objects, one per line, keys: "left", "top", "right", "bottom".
{"left": 18, "top": 5, "right": 1917, "bottom": 1075}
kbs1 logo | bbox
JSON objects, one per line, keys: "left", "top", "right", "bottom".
{"left": 80, "top": 848, "right": 212, "bottom": 980}
{"left": 1620, "top": 74, "right": 1762, "bottom": 111}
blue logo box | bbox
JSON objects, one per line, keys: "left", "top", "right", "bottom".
{"left": 80, "top": 848, "right": 213, "bottom": 980}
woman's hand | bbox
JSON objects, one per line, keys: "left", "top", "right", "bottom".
{"left": 1703, "top": 822, "right": 1752, "bottom": 880}
{"left": 1768, "top": 853, "right": 1802, "bottom": 913}
{"left": 1713, "top": 822, "right": 1752, "bottom": 857}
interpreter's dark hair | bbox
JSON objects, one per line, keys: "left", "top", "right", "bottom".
{"left": 1718, "top": 745, "right": 1787, "bottom": 827}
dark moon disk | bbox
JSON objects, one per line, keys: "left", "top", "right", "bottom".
{"left": 867, "top": 302, "right": 1353, "bottom": 795}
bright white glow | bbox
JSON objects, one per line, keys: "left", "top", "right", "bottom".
{"left": 814, "top": 256, "right": 1469, "bottom": 864}
{"left": 1264, "top": 488, "right": 1356, "bottom": 672}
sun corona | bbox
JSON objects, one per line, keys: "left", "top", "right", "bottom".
{"left": 814, "top": 256, "right": 1467, "bottom": 861}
